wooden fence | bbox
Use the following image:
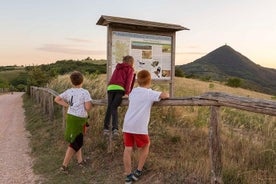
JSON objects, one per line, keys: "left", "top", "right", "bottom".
{"left": 30, "top": 86, "right": 59, "bottom": 121}
{"left": 30, "top": 86, "right": 276, "bottom": 184}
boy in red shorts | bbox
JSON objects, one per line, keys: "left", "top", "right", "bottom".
{"left": 122, "top": 70, "right": 169, "bottom": 183}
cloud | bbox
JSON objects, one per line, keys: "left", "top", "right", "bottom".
{"left": 66, "top": 37, "right": 93, "bottom": 43}
{"left": 185, "top": 45, "right": 201, "bottom": 49}
{"left": 177, "top": 45, "right": 206, "bottom": 55}
{"left": 38, "top": 43, "right": 205, "bottom": 57}
{"left": 37, "top": 44, "right": 105, "bottom": 55}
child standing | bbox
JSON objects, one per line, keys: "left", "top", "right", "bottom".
{"left": 122, "top": 70, "right": 169, "bottom": 183}
{"left": 103, "top": 55, "right": 135, "bottom": 137}
{"left": 54, "top": 71, "right": 92, "bottom": 173}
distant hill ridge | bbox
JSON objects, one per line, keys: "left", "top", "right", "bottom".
{"left": 179, "top": 45, "right": 276, "bottom": 95}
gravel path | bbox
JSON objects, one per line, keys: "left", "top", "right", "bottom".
{"left": 0, "top": 92, "right": 40, "bottom": 184}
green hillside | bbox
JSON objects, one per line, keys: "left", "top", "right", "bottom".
{"left": 179, "top": 45, "right": 276, "bottom": 95}
{"left": 0, "top": 68, "right": 26, "bottom": 90}
{"left": 0, "top": 59, "right": 107, "bottom": 92}
{"left": 0, "top": 69, "right": 24, "bottom": 82}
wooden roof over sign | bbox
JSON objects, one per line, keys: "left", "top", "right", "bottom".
{"left": 96, "top": 15, "right": 189, "bottom": 32}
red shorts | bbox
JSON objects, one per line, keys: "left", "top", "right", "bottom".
{"left": 83, "top": 124, "right": 87, "bottom": 135}
{"left": 123, "top": 132, "right": 150, "bottom": 148}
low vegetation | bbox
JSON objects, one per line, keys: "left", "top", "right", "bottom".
{"left": 0, "top": 68, "right": 26, "bottom": 90}
{"left": 24, "top": 74, "right": 275, "bottom": 183}
{"left": 0, "top": 59, "right": 106, "bottom": 93}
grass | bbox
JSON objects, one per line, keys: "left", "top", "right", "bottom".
{"left": 0, "top": 69, "right": 25, "bottom": 82}
{"left": 23, "top": 75, "right": 276, "bottom": 183}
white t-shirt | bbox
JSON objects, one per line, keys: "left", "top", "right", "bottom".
{"left": 59, "top": 88, "right": 92, "bottom": 118}
{"left": 123, "top": 87, "right": 161, "bottom": 134}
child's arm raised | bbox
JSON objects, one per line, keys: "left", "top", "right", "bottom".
{"left": 54, "top": 96, "right": 69, "bottom": 108}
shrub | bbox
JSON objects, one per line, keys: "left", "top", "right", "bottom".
{"left": 226, "top": 77, "right": 242, "bottom": 87}
{"left": 209, "top": 83, "right": 215, "bottom": 89}
{"left": 223, "top": 169, "right": 247, "bottom": 184}
{"left": 175, "top": 67, "right": 185, "bottom": 77}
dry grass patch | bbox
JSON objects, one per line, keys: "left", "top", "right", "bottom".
{"left": 25, "top": 74, "right": 276, "bottom": 183}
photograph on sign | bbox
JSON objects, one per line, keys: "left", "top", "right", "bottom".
{"left": 112, "top": 31, "right": 172, "bottom": 80}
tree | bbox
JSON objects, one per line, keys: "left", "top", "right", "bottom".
{"left": 0, "top": 78, "right": 8, "bottom": 88}
{"left": 226, "top": 77, "right": 242, "bottom": 87}
{"left": 175, "top": 67, "right": 185, "bottom": 77}
{"left": 26, "top": 66, "right": 50, "bottom": 94}
{"left": 10, "top": 72, "right": 28, "bottom": 87}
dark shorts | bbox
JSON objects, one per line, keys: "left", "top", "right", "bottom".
{"left": 69, "top": 133, "right": 83, "bottom": 152}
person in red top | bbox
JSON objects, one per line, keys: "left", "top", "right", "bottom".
{"left": 103, "top": 55, "right": 135, "bottom": 137}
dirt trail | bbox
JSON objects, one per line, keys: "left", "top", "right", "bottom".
{"left": 0, "top": 92, "right": 40, "bottom": 184}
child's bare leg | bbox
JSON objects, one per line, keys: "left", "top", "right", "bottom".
{"left": 123, "top": 146, "right": 133, "bottom": 174}
{"left": 137, "top": 143, "right": 150, "bottom": 171}
{"left": 76, "top": 148, "right": 83, "bottom": 163}
{"left": 63, "top": 146, "right": 75, "bottom": 167}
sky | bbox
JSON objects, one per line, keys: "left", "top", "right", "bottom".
{"left": 1, "top": 0, "right": 276, "bottom": 69}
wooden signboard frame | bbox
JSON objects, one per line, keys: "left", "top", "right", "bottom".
{"left": 97, "top": 15, "right": 189, "bottom": 97}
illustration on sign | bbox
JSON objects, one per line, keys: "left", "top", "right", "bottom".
{"left": 112, "top": 31, "right": 172, "bottom": 80}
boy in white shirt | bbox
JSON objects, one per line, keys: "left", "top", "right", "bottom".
{"left": 122, "top": 70, "right": 169, "bottom": 183}
{"left": 54, "top": 71, "right": 92, "bottom": 173}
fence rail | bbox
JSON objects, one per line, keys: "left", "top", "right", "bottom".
{"left": 92, "top": 92, "right": 276, "bottom": 116}
{"left": 30, "top": 86, "right": 59, "bottom": 121}
{"left": 30, "top": 86, "right": 276, "bottom": 184}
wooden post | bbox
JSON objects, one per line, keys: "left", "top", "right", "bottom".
{"left": 43, "top": 91, "right": 47, "bottom": 114}
{"left": 39, "top": 89, "right": 43, "bottom": 105}
{"left": 209, "top": 106, "right": 223, "bottom": 184}
{"left": 49, "top": 94, "right": 54, "bottom": 121}
{"left": 30, "top": 87, "right": 33, "bottom": 97}
{"left": 36, "top": 88, "right": 39, "bottom": 103}
{"left": 107, "top": 129, "right": 113, "bottom": 153}
{"left": 45, "top": 93, "right": 49, "bottom": 118}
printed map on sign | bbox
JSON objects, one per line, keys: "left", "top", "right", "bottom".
{"left": 112, "top": 31, "right": 172, "bottom": 80}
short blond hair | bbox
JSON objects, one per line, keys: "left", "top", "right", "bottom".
{"left": 137, "top": 70, "right": 151, "bottom": 86}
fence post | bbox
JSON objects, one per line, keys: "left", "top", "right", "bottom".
{"left": 30, "top": 87, "right": 33, "bottom": 97}
{"left": 35, "top": 88, "right": 39, "bottom": 103}
{"left": 49, "top": 94, "right": 54, "bottom": 121}
{"left": 209, "top": 106, "right": 223, "bottom": 184}
{"left": 43, "top": 90, "right": 47, "bottom": 114}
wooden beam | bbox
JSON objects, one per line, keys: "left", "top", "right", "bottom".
{"left": 209, "top": 106, "right": 223, "bottom": 184}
